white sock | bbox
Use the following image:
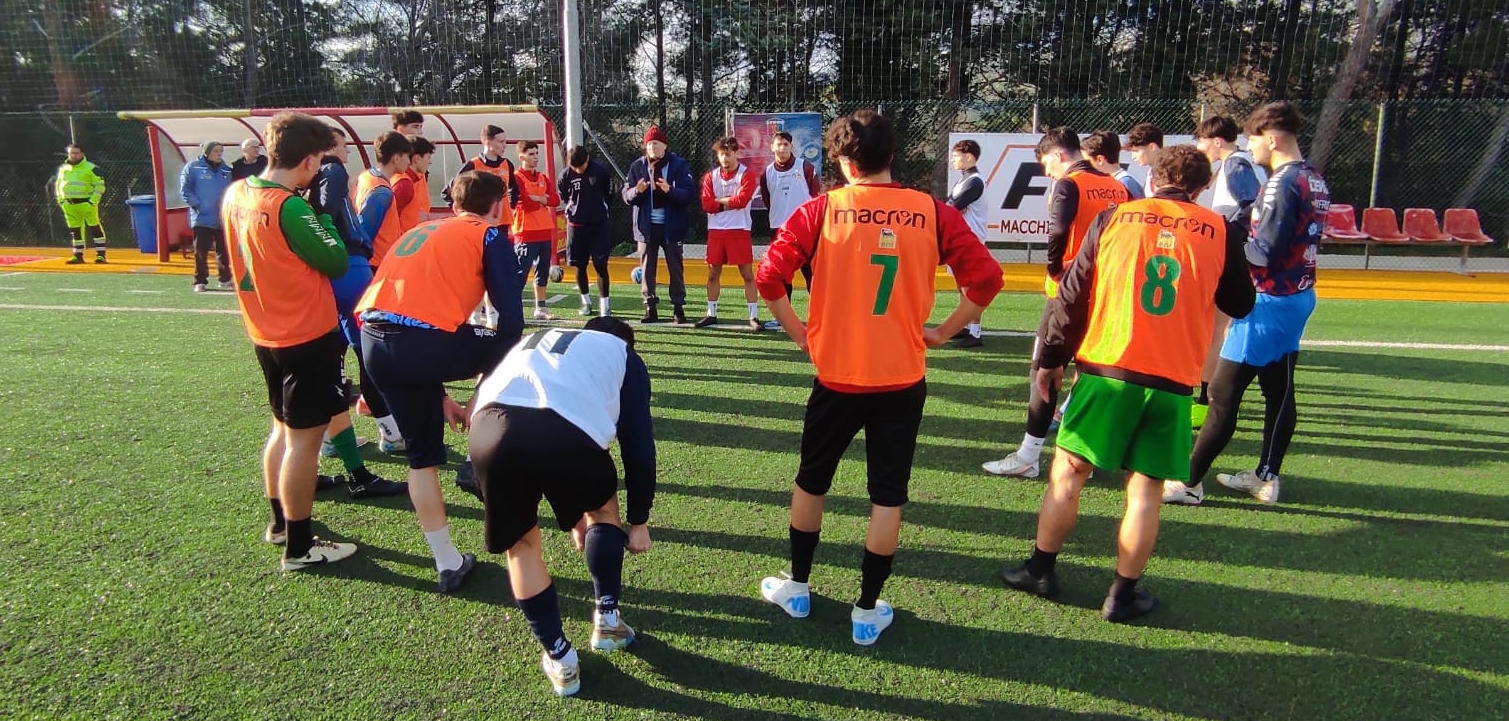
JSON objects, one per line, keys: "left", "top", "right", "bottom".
{"left": 706, "top": 300, "right": 718, "bottom": 315}
{"left": 748, "top": 302, "right": 759, "bottom": 319}
{"left": 599, "top": 297, "right": 611, "bottom": 315}
{"left": 1058, "top": 393, "right": 1071, "bottom": 415}
{"left": 580, "top": 293, "right": 591, "bottom": 305}
{"left": 596, "top": 609, "right": 620, "bottom": 627}
{"left": 374, "top": 415, "right": 401, "bottom": 443}
{"left": 968, "top": 321, "right": 982, "bottom": 338}
{"left": 424, "top": 526, "right": 465, "bottom": 573}
{"left": 1017, "top": 434, "right": 1046, "bottom": 464}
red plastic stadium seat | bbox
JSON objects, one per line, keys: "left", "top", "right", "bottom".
{"left": 1403, "top": 208, "right": 1451, "bottom": 243}
{"left": 1444, "top": 209, "right": 1494, "bottom": 246}
{"left": 1361, "top": 208, "right": 1410, "bottom": 243}
{"left": 1323, "top": 204, "right": 1368, "bottom": 240}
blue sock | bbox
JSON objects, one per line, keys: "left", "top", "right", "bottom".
{"left": 517, "top": 583, "right": 572, "bottom": 660}
{"left": 583, "top": 524, "right": 627, "bottom": 613}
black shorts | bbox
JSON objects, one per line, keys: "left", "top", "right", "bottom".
{"left": 794, "top": 379, "right": 927, "bottom": 507}
{"left": 516, "top": 241, "right": 552, "bottom": 287}
{"left": 469, "top": 404, "right": 618, "bottom": 554}
{"left": 253, "top": 331, "right": 349, "bottom": 430}
{"left": 360, "top": 322, "right": 511, "bottom": 469}
{"left": 568, "top": 223, "right": 612, "bottom": 267}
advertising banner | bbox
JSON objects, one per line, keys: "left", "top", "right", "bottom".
{"left": 730, "top": 112, "right": 824, "bottom": 210}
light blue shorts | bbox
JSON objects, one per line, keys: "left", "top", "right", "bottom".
{"left": 1221, "top": 289, "right": 1315, "bottom": 367}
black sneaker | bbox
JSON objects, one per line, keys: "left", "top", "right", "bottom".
{"left": 952, "top": 335, "right": 984, "bottom": 349}
{"left": 693, "top": 315, "right": 718, "bottom": 328}
{"left": 455, "top": 460, "right": 484, "bottom": 502}
{"left": 998, "top": 562, "right": 1059, "bottom": 598}
{"left": 65, "top": 257, "right": 85, "bottom": 265}
{"left": 672, "top": 309, "right": 688, "bottom": 324}
{"left": 438, "top": 553, "right": 478, "bottom": 594}
{"left": 316, "top": 473, "right": 345, "bottom": 490}
{"left": 949, "top": 327, "right": 972, "bottom": 340}
{"left": 93, "top": 256, "right": 107, "bottom": 264}
{"left": 640, "top": 310, "right": 663, "bottom": 324}
{"left": 1102, "top": 587, "right": 1157, "bottom": 623}
{"left": 349, "top": 475, "right": 409, "bottom": 499}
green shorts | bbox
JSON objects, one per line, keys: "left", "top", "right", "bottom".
{"left": 1056, "top": 373, "right": 1191, "bottom": 482}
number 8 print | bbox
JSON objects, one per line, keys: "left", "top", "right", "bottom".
{"left": 1139, "top": 255, "right": 1181, "bottom": 316}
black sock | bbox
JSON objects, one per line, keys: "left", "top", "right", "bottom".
{"left": 268, "top": 498, "right": 286, "bottom": 531}
{"left": 856, "top": 549, "right": 894, "bottom": 610}
{"left": 1025, "top": 545, "right": 1058, "bottom": 578}
{"left": 1109, "top": 572, "right": 1139, "bottom": 603}
{"left": 518, "top": 583, "right": 572, "bottom": 660}
{"left": 285, "top": 518, "right": 313, "bottom": 559}
{"left": 1196, "top": 381, "right": 1209, "bottom": 405}
{"left": 350, "top": 465, "right": 376, "bottom": 485}
{"left": 789, "top": 526, "right": 820, "bottom": 584}
{"left": 583, "top": 524, "right": 626, "bottom": 613}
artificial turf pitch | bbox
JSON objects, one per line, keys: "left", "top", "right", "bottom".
{"left": 1, "top": 270, "right": 1506, "bottom": 720}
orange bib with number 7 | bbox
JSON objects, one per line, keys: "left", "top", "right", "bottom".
{"left": 807, "top": 185, "right": 940, "bottom": 388}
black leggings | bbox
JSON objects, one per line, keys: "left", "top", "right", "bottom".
{"left": 576, "top": 256, "right": 610, "bottom": 298}
{"left": 1023, "top": 306, "right": 1057, "bottom": 438}
{"left": 1190, "top": 351, "right": 1300, "bottom": 483}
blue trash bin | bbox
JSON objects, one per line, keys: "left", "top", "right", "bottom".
{"left": 126, "top": 194, "right": 157, "bottom": 253}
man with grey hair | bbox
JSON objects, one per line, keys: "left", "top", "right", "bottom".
{"left": 231, "top": 138, "right": 267, "bottom": 181}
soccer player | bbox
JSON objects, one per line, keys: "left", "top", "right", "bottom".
{"left": 356, "top": 132, "right": 413, "bottom": 268}
{"left": 759, "top": 130, "right": 820, "bottom": 303}
{"left": 512, "top": 140, "right": 562, "bottom": 320}
{"left": 558, "top": 145, "right": 615, "bottom": 317}
{"left": 356, "top": 171, "right": 526, "bottom": 591}
{"left": 1192, "top": 116, "right": 1268, "bottom": 425}
{"left": 391, "top": 110, "right": 424, "bottom": 137}
{"left": 445, "top": 125, "right": 519, "bottom": 224}
{"left": 623, "top": 126, "right": 696, "bottom": 324}
{"left": 997, "top": 145, "right": 1255, "bottom": 622}
{"left": 982, "top": 127, "right": 1129, "bottom": 479}
{"left": 179, "top": 141, "right": 234, "bottom": 292}
{"left": 221, "top": 112, "right": 356, "bottom": 571}
{"left": 755, "top": 109, "right": 1004, "bottom": 646}
{"left": 1125, "top": 122, "right": 1165, "bottom": 171}
{"left": 1173, "top": 102, "right": 1329, "bottom": 506}
{"left": 308, "top": 127, "right": 408, "bottom": 493}
{"left": 231, "top": 139, "right": 267, "bottom": 181}
{"left": 468, "top": 316, "right": 656, "bottom": 696}
{"left": 946, "top": 138, "right": 988, "bottom": 348}
{"left": 1083, "top": 130, "right": 1144, "bottom": 200}
{"left": 695, "top": 136, "right": 762, "bottom": 331}
{"left": 397, "top": 136, "right": 436, "bottom": 234}
{"left": 54, "top": 143, "right": 107, "bottom": 264}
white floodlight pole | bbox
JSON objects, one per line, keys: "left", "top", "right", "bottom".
{"left": 562, "top": 0, "right": 584, "bottom": 147}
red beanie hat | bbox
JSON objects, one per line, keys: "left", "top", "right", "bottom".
{"left": 644, "top": 125, "right": 669, "bottom": 146}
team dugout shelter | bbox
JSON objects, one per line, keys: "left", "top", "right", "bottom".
{"left": 117, "top": 105, "right": 565, "bottom": 262}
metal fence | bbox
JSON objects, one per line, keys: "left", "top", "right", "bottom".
{"left": 3, "top": 100, "right": 1504, "bottom": 271}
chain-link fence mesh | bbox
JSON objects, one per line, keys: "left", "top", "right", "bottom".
{"left": 3, "top": 100, "right": 1506, "bottom": 269}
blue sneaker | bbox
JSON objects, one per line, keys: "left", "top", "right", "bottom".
{"left": 320, "top": 436, "right": 369, "bottom": 458}
{"left": 379, "top": 437, "right": 405, "bottom": 454}
{"left": 850, "top": 600, "right": 894, "bottom": 646}
{"left": 759, "top": 573, "right": 811, "bottom": 619}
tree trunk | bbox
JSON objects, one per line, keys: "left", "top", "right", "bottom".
{"left": 243, "top": 0, "right": 257, "bottom": 106}
{"left": 1310, "top": 0, "right": 1397, "bottom": 173}
{"left": 1268, "top": 0, "right": 1305, "bottom": 99}
{"left": 654, "top": 0, "right": 665, "bottom": 126}
{"left": 41, "top": 2, "right": 81, "bottom": 110}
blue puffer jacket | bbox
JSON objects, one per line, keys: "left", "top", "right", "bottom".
{"left": 621, "top": 152, "right": 696, "bottom": 243}
{"left": 179, "top": 156, "right": 234, "bottom": 229}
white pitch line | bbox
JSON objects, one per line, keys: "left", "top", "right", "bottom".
{"left": 0, "top": 303, "right": 239, "bottom": 315}
{"left": 0, "top": 286, "right": 22, "bottom": 291}
{"left": 0, "top": 271, "right": 26, "bottom": 278}
{"left": 56, "top": 288, "right": 93, "bottom": 293}
{"left": 125, "top": 290, "right": 165, "bottom": 294}
{"left": 1301, "top": 339, "right": 1509, "bottom": 352}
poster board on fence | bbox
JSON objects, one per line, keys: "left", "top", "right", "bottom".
{"left": 730, "top": 112, "right": 824, "bottom": 211}
{"left": 947, "top": 133, "right": 1212, "bottom": 242}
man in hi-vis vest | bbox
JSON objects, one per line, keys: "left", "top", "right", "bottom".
{"left": 55, "top": 143, "right": 107, "bottom": 264}
{"left": 997, "top": 145, "right": 1255, "bottom": 623}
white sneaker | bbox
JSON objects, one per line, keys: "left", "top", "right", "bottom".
{"left": 759, "top": 573, "right": 811, "bottom": 618}
{"left": 192, "top": 283, "right": 207, "bottom": 293}
{"left": 541, "top": 649, "right": 581, "bottom": 697}
{"left": 1217, "top": 471, "right": 1281, "bottom": 504}
{"left": 982, "top": 452, "right": 1040, "bottom": 478}
{"left": 532, "top": 309, "right": 560, "bottom": 321}
{"left": 851, "top": 600, "right": 895, "bottom": 646}
{"left": 280, "top": 537, "right": 357, "bottom": 571}
{"left": 1162, "top": 480, "right": 1205, "bottom": 505}
{"left": 590, "top": 611, "right": 636, "bottom": 652}
{"left": 264, "top": 523, "right": 286, "bottom": 545}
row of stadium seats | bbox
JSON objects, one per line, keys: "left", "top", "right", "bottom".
{"left": 1324, "top": 205, "right": 1494, "bottom": 245}
{"left": 1322, "top": 205, "right": 1494, "bottom": 272}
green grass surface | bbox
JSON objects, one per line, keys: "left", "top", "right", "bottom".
{"left": 1, "top": 271, "right": 1507, "bottom": 720}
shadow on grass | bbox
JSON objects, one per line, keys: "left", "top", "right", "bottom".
{"left": 650, "top": 526, "right": 1509, "bottom": 677}
{"left": 1298, "top": 350, "right": 1509, "bottom": 388}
